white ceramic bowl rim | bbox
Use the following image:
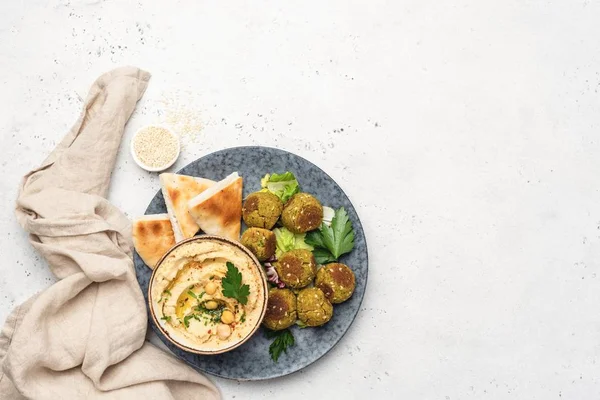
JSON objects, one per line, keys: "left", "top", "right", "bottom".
{"left": 130, "top": 125, "right": 180, "bottom": 172}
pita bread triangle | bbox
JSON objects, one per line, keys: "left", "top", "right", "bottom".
{"left": 160, "top": 173, "right": 215, "bottom": 242}
{"left": 132, "top": 214, "right": 176, "bottom": 269}
{"left": 187, "top": 172, "right": 243, "bottom": 241}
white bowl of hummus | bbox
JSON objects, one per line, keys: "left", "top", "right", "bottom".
{"left": 148, "top": 235, "right": 268, "bottom": 354}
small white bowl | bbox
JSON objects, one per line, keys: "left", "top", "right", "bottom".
{"left": 130, "top": 125, "right": 180, "bottom": 172}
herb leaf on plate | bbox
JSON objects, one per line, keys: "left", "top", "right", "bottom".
{"left": 266, "top": 329, "right": 295, "bottom": 362}
{"left": 306, "top": 228, "right": 336, "bottom": 263}
{"left": 305, "top": 229, "right": 326, "bottom": 248}
{"left": 310, "top": 247, "right": 337, "bottom": 264}
{"left": 305, "top": 207, "right": 355, "bottom": 261}
{"left": 222, "top": 262, "right": 250, "bottom": 305}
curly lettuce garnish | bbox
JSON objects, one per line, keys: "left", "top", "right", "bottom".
{"left": 273, "top": 227, "right": 313, "bottom": 258}
{"left": 260, "top": 172, "right": 300, "bottom": 202}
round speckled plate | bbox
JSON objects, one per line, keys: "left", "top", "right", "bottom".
{"left": 134, "top": 146, "right": 368, "bottom": 380}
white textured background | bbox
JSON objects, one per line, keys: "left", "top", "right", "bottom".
{"left": 2, "top": 1, "right": 600, "bottom": 399}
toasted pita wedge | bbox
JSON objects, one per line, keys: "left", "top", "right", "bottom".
{"left": 132, "top": 214, "right": 176, "bottom": 269}
{"left": 187, "top": 172, "right": 243, "bottom": 241}
{"left": 160, "top": 173, "right": 215, "bottom": 242}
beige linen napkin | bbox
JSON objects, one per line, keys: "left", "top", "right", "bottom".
{"left": 0, "top": 67, "right": 220, "bottom": 400}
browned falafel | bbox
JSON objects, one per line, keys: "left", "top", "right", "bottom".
{"left": 262, "top": 288, "right": 297, "bottom": 331}
{"left": 315, "top": 263, "right": 356, "bottom": 303}
{"left": 281, "top": 193, "right": 323, "bottom": 233}
{"left": 296, "top": 287, "right": 333, "bottom": 327}
{"left": 274, "top": 249, "right": 317, "bottom": 289}
{"left": 242, "top": 191, "right": 283, "bottom": 229}
{"left": 240, "top": 227, "right": 276, "bottom": 261}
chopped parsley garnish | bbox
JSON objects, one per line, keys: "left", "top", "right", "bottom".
{"left": 183, "top": 314, "right": 194, "bottom": 328}
{"left": 306, "top": 207, "right": 355, "bottom": 264}
{"left": 222, "top": 262, "right": 250, "bottom": 305}
{"left": 266, "top": 329, "right": 295, "bottom": 362}
{"left": 160, "top": 316, "right": 171, "bottom": 322}
{"left": 157, "top": 289, "right": 172, "bottom": 304}
{"left": 240, "top": 312, "right": 246, "bottom": 323}
{"left": 187, "top": 290, "right": 198, "bottom": 299}
{"left": 194, "top": 303, "right": 225, "bottom": 325}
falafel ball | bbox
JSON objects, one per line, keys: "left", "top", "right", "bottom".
{"left": 297, "top": 287, "right": 333, "bottom": 327}
{"left": 274, "top": 249, "right": 316, "bottom": 289}
{"left": 281, "top": 193, "right": 323, "bottom": 233}
{"left": 242, "top": 191, "right": 283, "bottom": 229}
{"left": 263, "top": 288, "right": 297, "bottom": 331}
{"left": 240, "top": 227, "right": 276, "bottom": 261}
{"left": 315, "top": 263, "right": 356, "bottom": 303}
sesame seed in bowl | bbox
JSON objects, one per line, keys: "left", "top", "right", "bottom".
{"left": 131, "top": 125, "right": 180, "bottom": 172}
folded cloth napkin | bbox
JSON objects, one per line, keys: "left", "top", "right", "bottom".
{"left": 0, "top": 67, "right": 220, "bottom": 400}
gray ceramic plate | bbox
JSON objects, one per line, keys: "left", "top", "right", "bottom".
{"left": 134, "top": 146, "right": 368, "bottom": 380}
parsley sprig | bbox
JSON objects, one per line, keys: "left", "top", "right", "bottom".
{"left": 266, "top": 329, "right": 295, "bottom": 362}
{"left": 306, "top": 207, "right": 355, "bottom": 264}
{"left": 222, "top": 262, "right": 250, "bottom": 305}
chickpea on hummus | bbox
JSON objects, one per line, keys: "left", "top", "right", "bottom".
{"left": 150, "top": 239, "right": 266, "bottom": 352}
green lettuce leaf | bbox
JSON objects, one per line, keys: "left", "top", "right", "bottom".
{"left": 273, "top": 227, "right": 313, "bottom": 258}
{"left": 261, "top": 172, "right": 300, "bottom": 202}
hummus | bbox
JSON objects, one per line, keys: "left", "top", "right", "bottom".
{"left": 150, "top": 239, "right": 266, "bottom": 352}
